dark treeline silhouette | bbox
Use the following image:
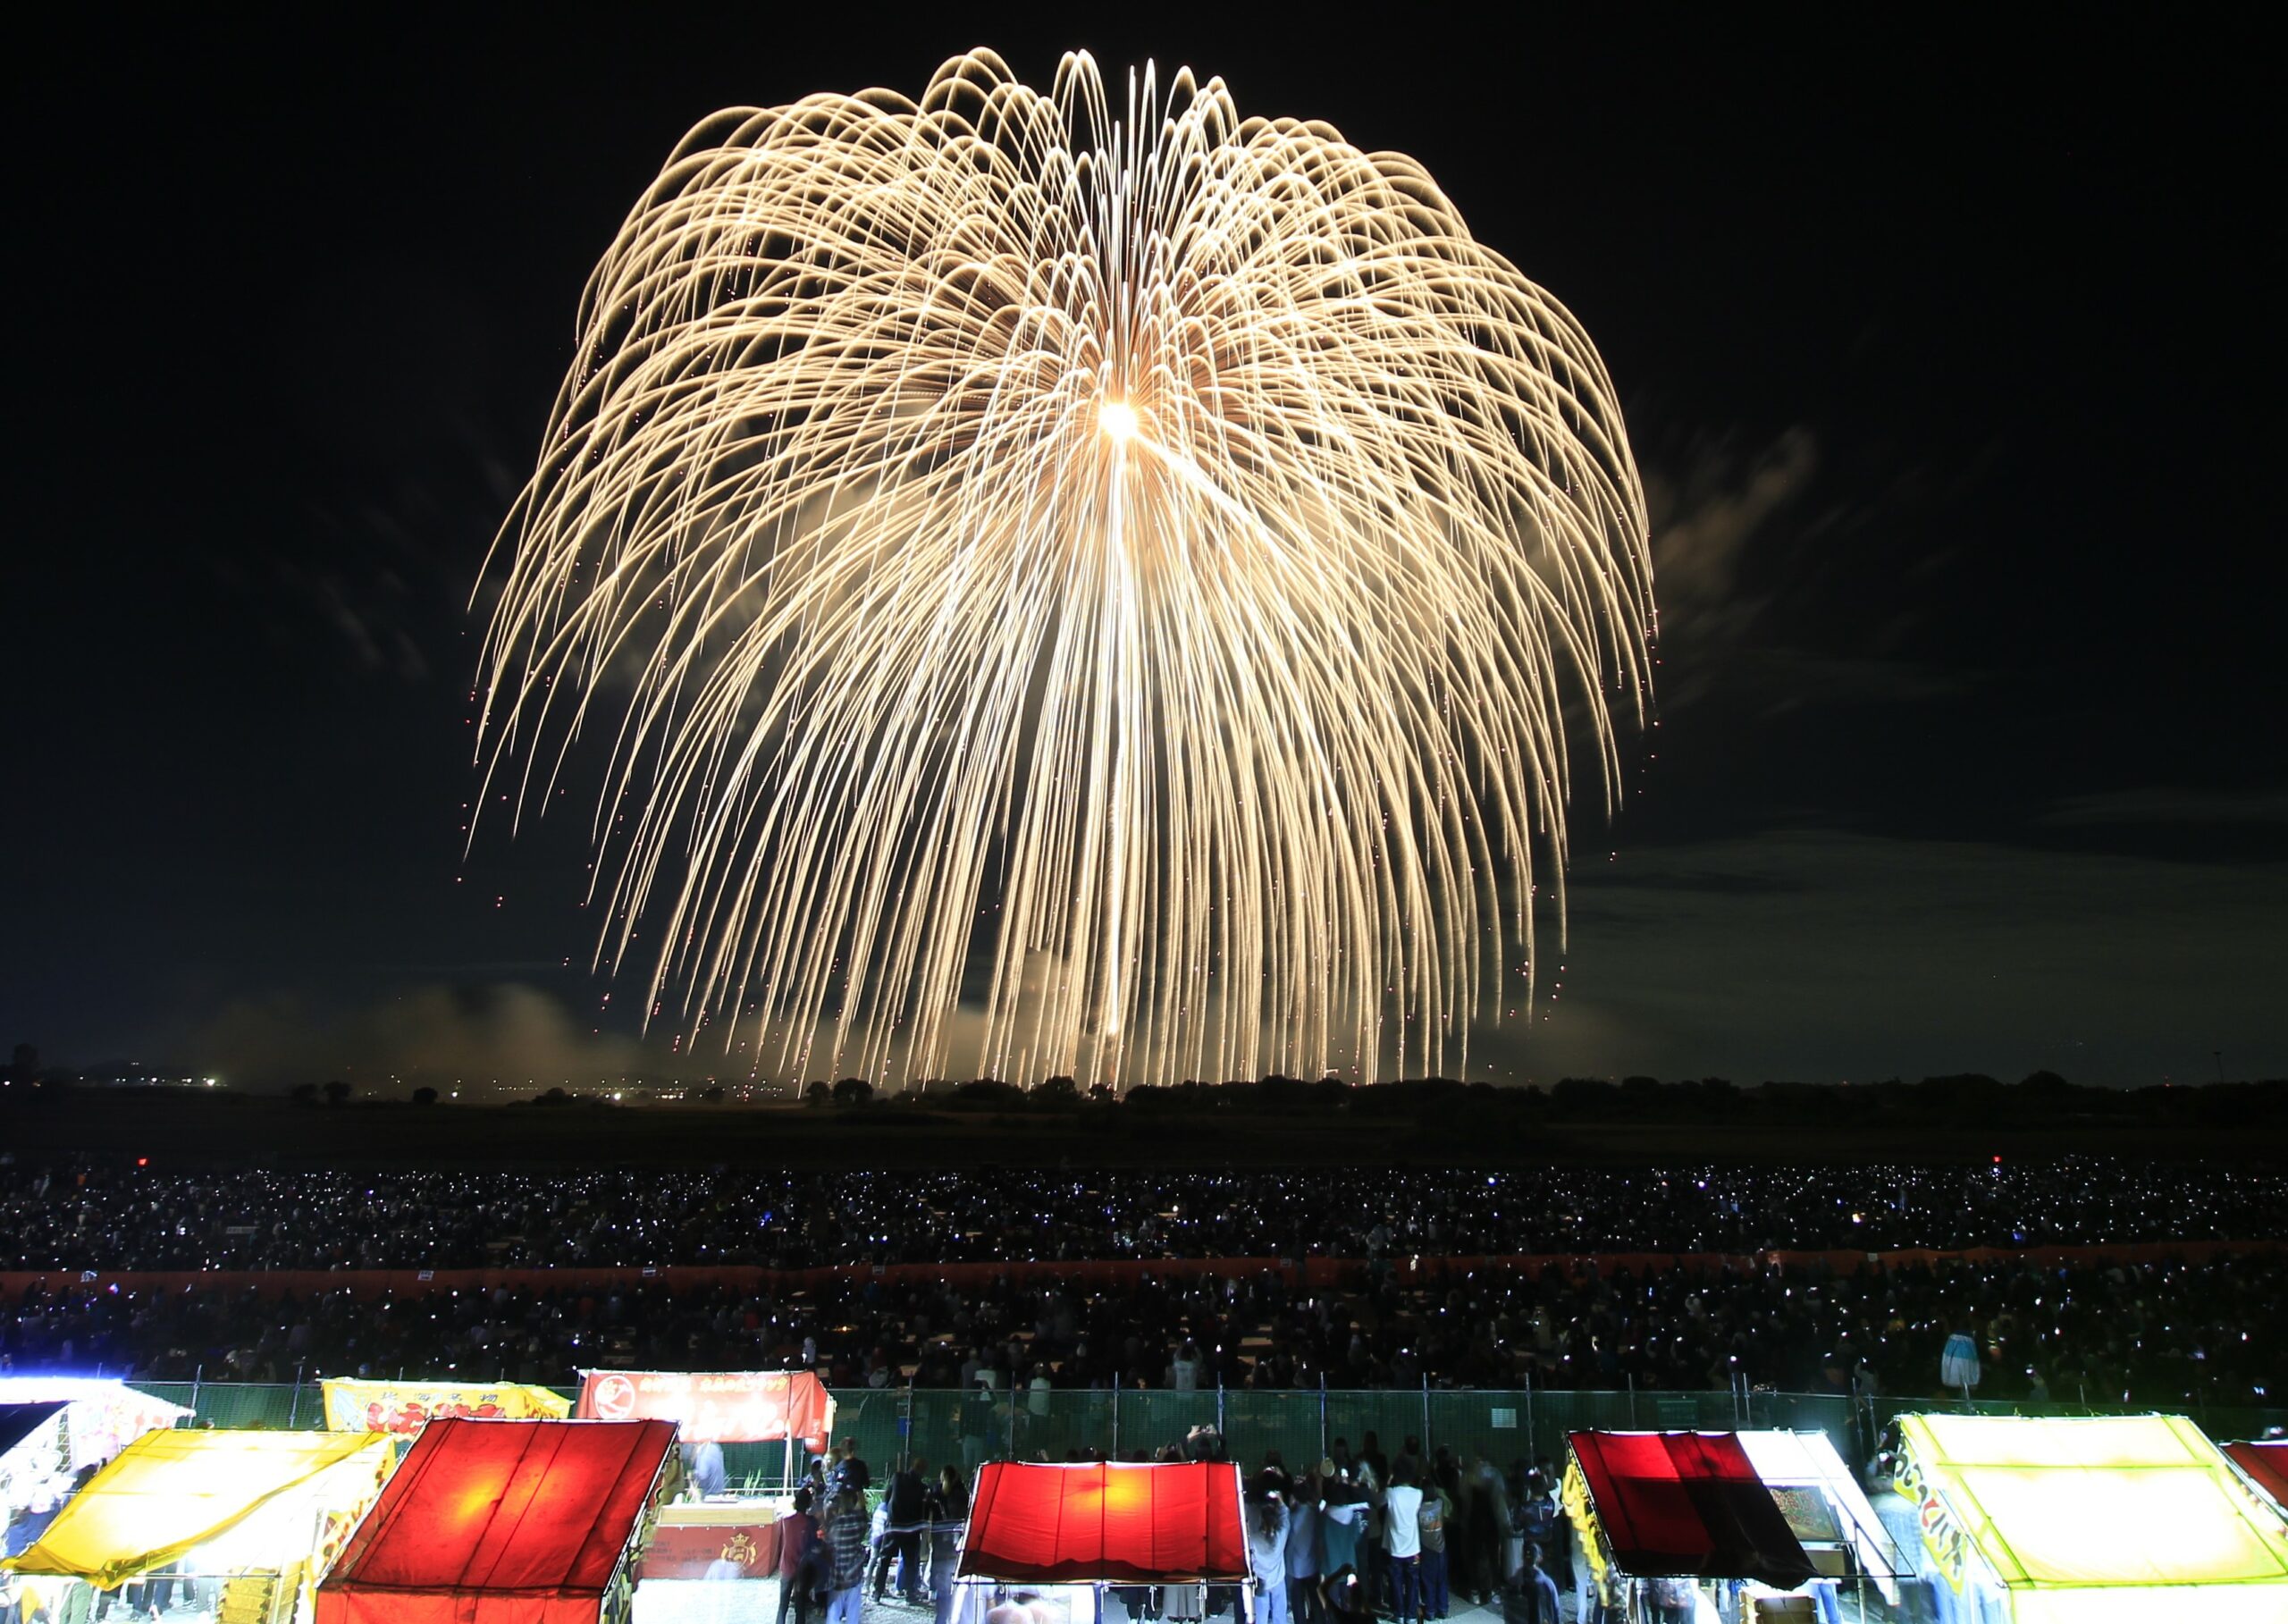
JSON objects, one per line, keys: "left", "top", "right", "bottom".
{"left": 848, "top": 1072, "right": 2288, "bottom": 1132}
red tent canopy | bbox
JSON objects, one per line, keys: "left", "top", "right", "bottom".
{"left": 2227, "top": 1441, "right": 2288, "bottom": 1510}
{"left": 958, "top": 1462, "right": 1249, "bottom": 1585}
{"left": 315, "top": 1418, "right": 677, "bottom": 1624}
{"left": 1569, "top": 1431, "right": 1814, "bottom": 1589}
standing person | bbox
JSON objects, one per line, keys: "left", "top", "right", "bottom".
{"left": 927, "top": 1466, "right": 969, "bottom": 1624}
{"left": 1286, "top": 1472, "right": 1324, "bottom": 1624}
{"left": 1645, "top": 1576, "right": 1695, "bottom": 1624}
{"left": 776, "top": 1487, "right": 823, "bottom": 1624}
{"left": 1354, "top": 1461, "right": 1387, "bottom": 1612}
{"left": 1564, "top": 1510, "right": 1600, "bottom": 1624}
{"left": 1415, "top": 1471, "right": 1453, "bottom": 1623}
{"left": 837, "top": 1437, "right": 873, "bottom": 1495}
{"left": 1498, "top": 1551, "right": 1560, "bottom": 1624}
{"left": 1383, "top": 1466, "right": 1424, "bottom": 1624}
{"left": 1249, "top": 1477, "right": 1293, "bottom": 1624}
{"left": 824, "top": 1486, "right": 871, "bottom": 1624}
{"left": 876, "top": 1457, "right": 930, "bottom": 1603}
{"left": 1319, "top": 1472, "right": 1365, "bottom": 1577}
{"left": 1513, "top": 1474, "right": 1556, "bottom": 1578}
{"left": 1464, "top": 1453, "right": 1509, "bottom": 1605}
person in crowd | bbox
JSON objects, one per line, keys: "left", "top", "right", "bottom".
{"left": 1461, "top": 1452, "right": 1509, "bottom": 1604}
{"left": 685, "top": 1439, "right": 728, "bottom": 1500}
{"left": 1286, "top": 1468, "right": 1325, "bottom": 1624}
{"left": 1513, "top": 1472, "right": 1556, "bottom": 1576}
{"left": 1500, "top": 1550, "right": 1561, "bottom": 1624}
{"left": 1413, "top": 1467, "right": 1452, "bottom": 1622}
{"left": 775, "top": 1486, "right": 822, "bottom": 1624}
{"left": 1319, "top": 1468, "right": 1365, "bottom": 1577}
{"left": 927, "top": 1465, "right": 970, "bottom": 1624}
{"left": 1382, "top": 1463, "right": 1424, "bottom": 1624}
{"left": 1645, "top": 1575, "right": 1696, "bottom": 1624}
{"left": 1249, "top": 1473, "right": 1293, "bottom": 1624}
{"left": 875, "top": 1456, "right": 930, "bottom": 1603}
{"left": 835, "top": 1437, "right": 871, "bottom": 1494}
{"left": 823, "top": 1485, "right": 871, "bottom": 1624}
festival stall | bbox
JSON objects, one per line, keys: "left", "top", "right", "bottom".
{"left": 1893, "top": 1412, "right": 2288, "bottom": 1623}
{"left": 575, "top": 1369, "right": 834, "bottom": 1589}
{"left": 315, "top": 1417, "right": 679, "bottom": 1624}
{"left": 0, "top": 1376, "right": 190, "bottom": 1475}
{"left": 3, "top": 1428, "right": 392, "bottom": 1624}
{"left": 1562, "top": 1430, "right": 1912, "bottom": 1622}
{"left": 951, "top": 1460, "right": 1251, "bottom": 1624}
{"left": 2223, "top": 1438, "right": 2288, "bottom": 1516}
{"left": 322, "top": 1376, "right": 571, "bottom": 1435}
{"left": 2, "top": 1382, "right": 190, "bottom": 1536}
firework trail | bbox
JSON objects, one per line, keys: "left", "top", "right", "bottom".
{"left": 475, "top": 49, "right": 1653, "bottom": 1088}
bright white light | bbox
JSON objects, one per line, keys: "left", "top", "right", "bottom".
{"left": 1098, "top": 400, "right": 1139, "bottom": 442}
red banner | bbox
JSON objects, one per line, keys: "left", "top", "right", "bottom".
{"left": 575, "top": 1368, "right": 835, "bottom": 1446}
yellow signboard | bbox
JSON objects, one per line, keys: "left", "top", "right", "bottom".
{"left": 319, "top": 1377, "right": 570, "bottom": 1434}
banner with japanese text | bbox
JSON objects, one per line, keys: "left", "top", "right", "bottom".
{"left": 575, "top": 1368, "right": 834, "bottom": 1446}
{"left": 321, "top": 1377, "right": 571, "bottom": 1434}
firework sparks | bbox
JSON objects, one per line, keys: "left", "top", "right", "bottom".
{"left": 475, "top": 48, "right": 1653, "bottom": 1088}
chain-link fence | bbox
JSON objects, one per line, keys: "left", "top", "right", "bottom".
{"left": 122, "top": 1381, "right": 2288, "bottom": 1482}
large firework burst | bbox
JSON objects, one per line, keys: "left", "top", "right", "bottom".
{"left": 475, "top": 49, "right": 1653, "bottom": 1088}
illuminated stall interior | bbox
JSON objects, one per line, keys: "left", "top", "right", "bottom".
{"left": 1562, "top": 1429, "right": 1912, "bottom": 1622}
{"left": 1893, "top": 1412, "right": 2288, "bottom": 1624}
{"left": 4, "top": 1428, "right": 391, "bottom": 1624}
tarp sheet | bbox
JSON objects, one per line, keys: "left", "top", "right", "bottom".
{"left": 1566, "top": 1431, "right": 1815, "bottom": 1588}
{"left": 574, "top": 1370, "right": 832, "bottom": 1446}
{"left": 1894, "top": 1412, "right": 2288, "bottom": 1624}
{"left": 3, "top": 1429, "right": 391, "bottom": 1589}
{"left": 323, "top": 1377, "right": 571, "bottom": 1434}
{"left": 957, "top": 1461, "right": 1249, "bottom": 1585}
{"left": 315, "top": 1418, "right": 677, "bottom": 1624}
{"left": 2225, "top": 1441, "right": 2288, "bottom": 1513}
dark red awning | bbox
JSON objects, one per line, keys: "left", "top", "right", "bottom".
{"left": 2227, "top": 1440, "right": 2288, "bottom": 1510}
{"left": 1569, "top": 1431, "right": 1814, "bottom": 1589}
{"left": 958, "top": 1461, "right": 1249, "bottom": 1585}
{"left": 316, "top": 1418, "right": 677, "bottom": 1624}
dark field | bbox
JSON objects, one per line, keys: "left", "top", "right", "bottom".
{"left": 6, "top": 1086, "right": 2284, "bottom": 1170}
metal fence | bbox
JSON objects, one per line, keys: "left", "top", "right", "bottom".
{"left": 124, "top": 1381, "right": 2288, "bottom": 1489}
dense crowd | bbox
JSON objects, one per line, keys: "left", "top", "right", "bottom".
{"left": 1, "top": 1157, "right": 2282, "bottom": 1272}
{"left": 4, "top": 1247, "right": 2279, "bottom": 1412}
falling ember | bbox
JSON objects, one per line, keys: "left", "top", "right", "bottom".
{"left": 474, "top": 49, "right": 1653, "bottom": 1089}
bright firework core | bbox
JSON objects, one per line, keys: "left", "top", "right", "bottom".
{"left": 475, "top": 49, "right": 1654, "bottom": 1090}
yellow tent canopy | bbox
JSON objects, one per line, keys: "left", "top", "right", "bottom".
{"left": 1894, "top": 1413, "right": 2288, "bottom": 1624}
{"left": 4, "top": 1428, "right": 391, "bottom": 1590}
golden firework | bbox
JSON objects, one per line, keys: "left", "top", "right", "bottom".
{"left": 475, "top": 49, "right": 1653, "bottom": 1088}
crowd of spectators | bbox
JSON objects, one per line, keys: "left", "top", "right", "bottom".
{"left": 4, "top": 1245, "right": 2280, "bottom": 1413}
{"left": 4, "top": 1156, "right": 2279, "bottom": 1418}
{"left": 1, "top": 1157, "right": 2281, "bottom": 1272}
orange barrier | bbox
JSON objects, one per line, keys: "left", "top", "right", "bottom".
{"left": 2, "top": 1237, "right": 2280, "bottom": 1302}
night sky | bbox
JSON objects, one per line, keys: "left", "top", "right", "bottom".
{"left": 9, "top": 10, "right": 2281, "bottom": 1090}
